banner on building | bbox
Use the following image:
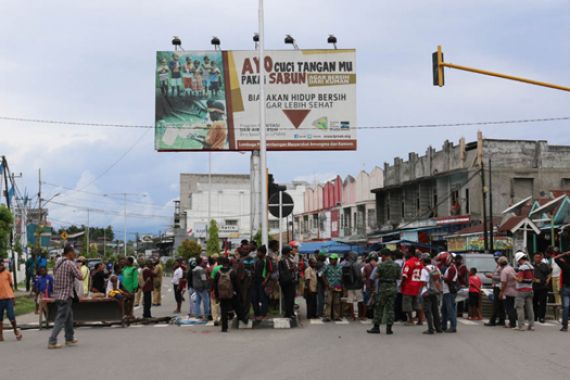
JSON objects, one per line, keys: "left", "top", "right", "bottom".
{"left": 155, "top": 49, "right": 356, "bottom": 152}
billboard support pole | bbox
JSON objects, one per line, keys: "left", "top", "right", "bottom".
{"left": 279, "top": 191, "right": 283, "bottom": 253}
{"left": 258, "top": 0, "right": 268, "bottom": 248}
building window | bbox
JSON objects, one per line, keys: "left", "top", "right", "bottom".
{"left": 416, "top": 196, "right": 420, "bottom": 217}
{"left": 561, "top": 178, "right": 570, "bottom": 190}
{"left": 367, "top": 209, "right": 377, "bottom": 229}
{"left": 450, "top": 189, "right": 460, "bottom": 215}
{"left": 432, "top": 189, "right": 438, "bottom": 217}
{"left": 465, "top": 188, "right": 470, "bottom": 214}
{"left": 512, "top": 178, "right": 534, "bottom": 200}
{"left": 269, "top": 220, "right": 279, "bottom": 230}
{"left": 225, "top": 219, "right": 238, "bottom": 226}
{"left": 312, "top": 215, "right": 318, "bottom": 229}
{"left": 188, "top": 194, "right": 193, "bottom": 210}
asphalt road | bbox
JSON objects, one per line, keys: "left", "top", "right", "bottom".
{"left": 4, "top": 281, "right": 569, "bottom": 380}
{"left": 2, "top": 316, "right": 569, "bottom": 380}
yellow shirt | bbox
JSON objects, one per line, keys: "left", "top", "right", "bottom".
{"left": 304, "top": 267, "right": 317, "bottom": 293}
{"left": 81, "top": 265, "right": 90, "bottom": 294}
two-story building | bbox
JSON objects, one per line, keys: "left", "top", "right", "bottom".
{"left": 371, "top": 134, "right": 570, "bottom": 250}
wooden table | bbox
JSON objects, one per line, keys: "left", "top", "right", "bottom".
{"left": 39, "top": 297, "right": 125, "bottom": 329}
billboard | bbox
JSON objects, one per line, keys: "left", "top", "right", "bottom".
{"left": 155, "top": 49, "right": 356, "bottom": 151}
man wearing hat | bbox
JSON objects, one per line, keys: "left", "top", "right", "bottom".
{"left": 204, "top": 100, "right": 228, "bottom": 150}
{"left": 514, "top": 251, "right": 535, "bottom": 331}
{"left": 367, "top": 249, "right": 400, "bottom": 334}
{"left": 322, "top": 253, "right": 343, "bottom": 321}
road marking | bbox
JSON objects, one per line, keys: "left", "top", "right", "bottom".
{"left": 458, "top": 319, "right": 479, "bottom": 326}
{"left": 154, "top": 324, "right": 169, "bottom": 328}
{"left": 360, "top": 320, "right": 372, "bottom": 325}
{"left": 130, "top": 325, "right": 143, "bottom": 328}
{"left": 310, "top": 319, "right": 324, "bottom": 325}
{"left": 335, "top": 319, "right": 349, "bottom": 325}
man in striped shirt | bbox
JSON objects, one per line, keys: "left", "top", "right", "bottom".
{"left": 48, "top": 245, "right": 83, "bottom": 349}
{"left": 514, "top": 251, "right": 534, "bottom": 332}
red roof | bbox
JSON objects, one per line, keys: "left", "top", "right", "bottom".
{"left": 551, "top": 190, "right": 570, "bottom": 198}
{"left": 499, "top": 216, "right": 525, "bottom": 233}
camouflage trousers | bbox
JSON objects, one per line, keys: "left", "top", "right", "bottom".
{"left": 373, "top": 290, "right": 396, "bottom": 326}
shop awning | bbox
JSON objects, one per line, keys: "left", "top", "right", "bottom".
{"left": 298, "top": 240, "right": 365, "bottom": 255}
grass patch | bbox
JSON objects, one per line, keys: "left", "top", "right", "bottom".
{"left": 14, "top": 295, "right": 36, "bottom": 316}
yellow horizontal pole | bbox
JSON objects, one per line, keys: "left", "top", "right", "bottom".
{"left": 442, "top": 62, "right": 570, "bottom": 92}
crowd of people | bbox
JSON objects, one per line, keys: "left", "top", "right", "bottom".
{"left": 166, "top": 239, "right": 570, "bottom": 335}
{"left": 2, "top": 241, "right": 569, "bottom": 345}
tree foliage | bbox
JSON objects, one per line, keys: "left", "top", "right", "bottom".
{"left": 177, "top": 239, "right": 202, "bottom": 261}
{"left": 206, "top": 219, "right": 220, "bottom": 256}
{"left": 0, "top": 205, "right": 13, "bottom": 259}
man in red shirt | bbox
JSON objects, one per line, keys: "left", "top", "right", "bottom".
{"left": 400, "top": 246, "right": 424, "bottom": 325}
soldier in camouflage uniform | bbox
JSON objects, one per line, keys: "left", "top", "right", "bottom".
{"left": 367, "top": 249, "right": 400, "bottom": 335}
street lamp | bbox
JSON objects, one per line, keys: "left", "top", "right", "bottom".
{"left": 172, "top": 36, "right": 182, "bottom": 51}
{"left": 104, "top": 192, "right": 147, "bottom": 257}
{"left": 211, "top": 36, "right": 221, "bottom": 50}
{"left": 284, "top": 34, "right": 299, "bottom": 49}
{"left": 327, "top": 34, "right": 337, "bottom": 49}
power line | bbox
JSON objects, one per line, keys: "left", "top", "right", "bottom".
{"left": 41, "top": 181, "right": 169, "bottom": 210}
{"left": 1, "top": 115, "right": 569, "bottom": 130}
{"left": 74, "top": 129, "right": 150, "bottom": 192}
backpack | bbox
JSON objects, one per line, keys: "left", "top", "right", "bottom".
{"left": 192, "top": 267, "right": 208, "bottom": 291}
{"left": 427, "top": 266, "right": 443, "bottom": 295}
{"left": 446, "top": 265, "right": 459, "bottom": 294}
{"left": 218, "top": 269, "right": 234, "bottom": 300}
{"left": 342, "top": 263, "right": 355, "bottom": 287}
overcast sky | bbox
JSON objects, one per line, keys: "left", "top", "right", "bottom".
{"left": 0, "top": 0, "right": 569, "bottom": 235}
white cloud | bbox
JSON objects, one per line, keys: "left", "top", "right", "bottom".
{"left": 0, "top": 0, "right": 569, "bottom": 233}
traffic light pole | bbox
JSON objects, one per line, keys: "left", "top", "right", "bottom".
{"left": 434, "top": 45, "right": 570, "bottom": 92}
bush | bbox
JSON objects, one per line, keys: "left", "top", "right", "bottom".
{"left": 206, "top": 220, "right": 220, "bottom": 256}
{"left": 177, "top": 239, "right": 202, "bottom": 261}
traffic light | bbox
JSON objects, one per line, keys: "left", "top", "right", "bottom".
{"left": 267, "top": 173, "right": 286, "bottom": 200}
{"left": 432, "top": 45, "right": 445, "bottom": 87}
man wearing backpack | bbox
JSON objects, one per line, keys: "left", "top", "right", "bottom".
{"left": 342, "top": 252, "right": 364, "bottom": 320}
{"left": 192, "top": 257, "right": 211, "bottom": 320}
{"left": 214, "top": 256, "right": 247, "bottom": 332}
{"left": 252, "top": 245, "right": 272, "bottom": 320}
{"left": 419, "top": 255, "right": 443, "bottom": 334}
{"left": 234, "top": 246, "right": 254, "bottom": 317}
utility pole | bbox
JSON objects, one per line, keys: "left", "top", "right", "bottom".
{"left": 480, "top": 161, "right": 489, "bottom": 253}
{"left": 36, "top": 168, "right": 42, "bottom": 250}
{"left": 208, "top": 152, "right": 212, "bottom": 240}
{"left": 123, "top": 193, "right": 127, "bottom": 256}
{"left": 488, "top": 158, "right": 494, "bottom": 253}
{"left": 2, "top": 157, "right": 17, "bottom": 289}
{"left": 86, "top": 208, "right": 90, "bottom": 256}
